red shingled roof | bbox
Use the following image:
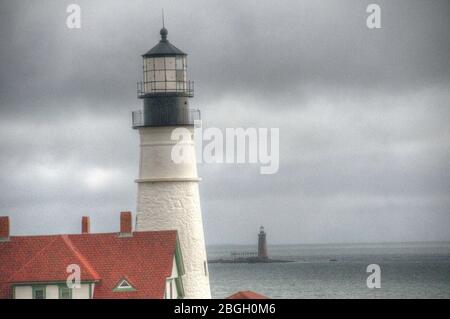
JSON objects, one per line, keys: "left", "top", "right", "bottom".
{"left": 227, "top": 291, "right": 270, "bottom": 299}
{"left": 7, "top": 235, "right": 100, "bottom": 284}
{"left": 0, "top": 231, "right": 178, "bottom": 299}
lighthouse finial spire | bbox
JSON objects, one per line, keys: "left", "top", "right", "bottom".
{"left": 160, "top": 9, "right": 168, "bottom": 41}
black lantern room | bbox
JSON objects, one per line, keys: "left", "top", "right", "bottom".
{"left": 133, "top": 27, "right": 199, "bottom": 128}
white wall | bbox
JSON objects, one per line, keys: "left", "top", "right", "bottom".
{"left": 46, "top": 285, "right": 59, "bottom": 299}
{"left": 14, "top": 286, "right": 32, "bottom": 299}
{"left": 169, "top": 279, "right": 178, "bottom": 299}
{"left": 72, "top": 284, "right": 90, "bottom": 299}
{"left": 137, "top": 126, "right": 199, "bottom": 181}
{"left": 165, "top": 280, "right": 178, "bottom": 299}
{"left": 90, "top": 283, "right": 94, "bottom": 298}
{"left": 170, "top": 256, "right": 179, "bottom": 279}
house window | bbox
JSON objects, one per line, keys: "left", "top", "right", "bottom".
{"left": 33, "top": 286, "right": 45, "bottom": 299}
{"left": 59, "top": 286, "right": 72, "bottom": 299}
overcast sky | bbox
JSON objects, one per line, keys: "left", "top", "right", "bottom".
{"left": 0, "top": 0, "right": 449, "bottom": 245}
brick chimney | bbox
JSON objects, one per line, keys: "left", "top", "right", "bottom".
{"left": 0, "top": 216, "right": 10, "bottom": 241}
{"left": 81, "top": 216, "right": 90, "bottom": 234}
{"left": 119, "top": 212, "right": 132, "bottom": 237}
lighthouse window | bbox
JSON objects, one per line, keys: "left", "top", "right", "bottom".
{"left": 155, "top": 70, "right": 165, "bottom": 82}
{"left": 166, "top": 70, "right": 176, "bottom": 81}
{"left": 176, "top": 56, "right": 184, "bottom": 70}
{"left": 176, "top": 70, "right": 185, "bottom": 82}
{"left": 147, "top": 71, "right": 155, "bottom": 82}
{"left": 154, "top": 57, "right": 165, "bottom": 70}
{"left": 145, "top": 58, "right": 154, "bottom": 71}
{"left": 155, "top": 81, "right": 165, "bottom": 90}
{"left": 166, "top": 77, "right": 176, "bottom": 91}
{"left": 165, "top": 57, "right": 175, "bottom": 69}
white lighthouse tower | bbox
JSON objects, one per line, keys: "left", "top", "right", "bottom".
{"left": 132, "top": 26, "right": 211, "bottom": 298}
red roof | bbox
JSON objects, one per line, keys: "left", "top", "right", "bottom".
{"left": 0, "top": 231, "right": 178, "bottom": 299}
{"left": 7, "top": 235, "right": 101, "bottom": 283}
{"left": 227, "top": 291, "right": 270, "bottom": 299}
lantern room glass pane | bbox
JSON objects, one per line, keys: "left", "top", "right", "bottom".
{"left": 165, "top": 57, "right": 175, "bottom": 69}
{"left": 154, "top": 57, "right": 165, "bottom": 70}
{"left": 166, "top": 81, "right": 176, "bottom": 90}
{"left": 145, "top": 58, "right": 154, "bottom": 71}
{"left": 155, "top": 81, "right": 165, "bottom": 90}
{"left": 176, "top": 70, "right": 185, "bottom": 82}
{"left": 155, "top": 70, "right": 165, "bottom": 82}
{"left": 176, "top": 56, "right": 184, "bottom": 70}
{"left": 166, "top": 70, "right": 176, "bottom": 81}
{"left": 147, "top": 71, "right": 155, "bottom": 82}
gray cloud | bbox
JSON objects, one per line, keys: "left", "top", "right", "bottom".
{"left": 0, "top": 0, "right": 449, "bottom": 244}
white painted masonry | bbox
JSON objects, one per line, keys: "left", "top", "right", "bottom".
{"left": 46, "top": 285, "right": 59, "bottom": 299}
{"left": 136, "top": 126, "right": 211, "bottom": 299}
{"left": 72, "top": 283, "right": 90, "bottom": 299}
{"left": 14, "top": 286, "right": 32, "bottom": 299}
{"left": 136, "top": 126, "right": 199, "bottom": 182}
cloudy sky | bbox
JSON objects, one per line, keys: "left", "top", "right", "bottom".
{"left": 0, "top": 0, "right": 449, "bottom": 245}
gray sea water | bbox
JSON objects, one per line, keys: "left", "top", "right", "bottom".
{"left": 207, "top": 242, "right": 450, "bottom": 299}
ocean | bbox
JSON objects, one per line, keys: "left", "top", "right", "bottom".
{"left": 207, "top": 242, "right": 450, "bottom": 299}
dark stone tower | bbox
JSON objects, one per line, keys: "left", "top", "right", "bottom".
{"left": 258, "top": 226, "right": 268, "bottom": 260}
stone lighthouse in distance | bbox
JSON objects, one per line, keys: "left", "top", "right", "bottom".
{"left": 258, "top": 226, "right": 268, "bottom": 260}
{"left": 132, "top": 26, "right": 211, "bottom": 299}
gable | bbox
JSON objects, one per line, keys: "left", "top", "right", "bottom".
{"left": 113, "top": 278, "right": 136, "bottom": 292}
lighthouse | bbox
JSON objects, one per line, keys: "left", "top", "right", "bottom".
{"left": 258, "top": 226, "right": 268, "bottom": 260}
{"left": 133, "top": 26, "right": 211, "bottom": 298}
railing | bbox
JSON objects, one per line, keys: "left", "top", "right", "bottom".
{"left": 132, "top": 108, "right": 201, "bottom": 127}
{"left": 231, "top": 252, "right": 258, "bottom": 259}
{"left": 137, "top": 81, "right": 194, "bottom": 98}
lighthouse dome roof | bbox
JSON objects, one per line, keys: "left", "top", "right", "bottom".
{"left": 143, "top": 28, "right": 186, "bottom": 57}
